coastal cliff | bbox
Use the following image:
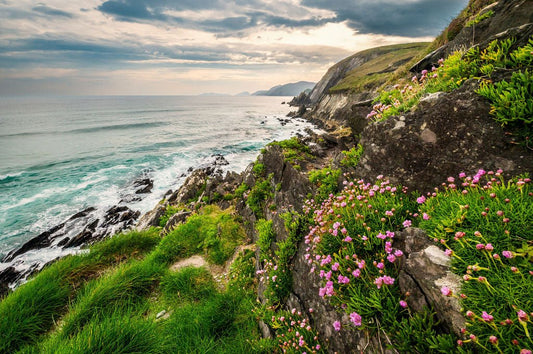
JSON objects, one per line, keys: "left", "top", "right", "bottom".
{"left": 1, "top": 0, "right": 532, "bottom": 352}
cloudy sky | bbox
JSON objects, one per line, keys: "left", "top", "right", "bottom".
{"left": 0, "top": 0, "right": 468, "bottom": 95}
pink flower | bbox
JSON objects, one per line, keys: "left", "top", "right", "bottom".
{"left": 476, "top": 243, "right": 485, "bottom": 250}
{"left": 520, "top": 350, "right": 532, "bottom": 354}
{"left": 399, "top": 300, "right": 408, "bottom": 308}
{"left": 441, "top": 286, "right": 452, "bottom": 297}
{"left": 422, "top": 213, "right": 430, "bottom": 220}
{"left": 518, "top": 310, "right": 529, "bottom": 322}
{"left": 343, "top": 236, "right": 352, "bottom": 242}
{"left": 394, "top": 250, "right": 403, "bottom": 257}
{"left": 444, "top": 249, "right": 453, "bottom": 257}
{"left": 332, "top": 262, "right": 340, "bottom": 271}
{"left": 333, "top": 321, "right": 341, "bottom": 331}
{"left": 352, "top": 269, "right": 361, "bottom": 278}
{"left": 387, "top": 254, "right": 396, "bottom": 263}
{"left": 502, "top": 250, "right": 514, "bottom": 258}
{"left": 482, "top": 311, "right": 494, "bottom": 322}
{"left": 402, "top": 220, "right": 412, "bottom": 228}
{"left": 459, "top": 172, "right": 466, "bottom": 178}
{"left": 485, "top": 243, "right": 494, "bottom": 251}
{"left": 416, "top": 196, "right": 426, "bottom": 204}
{"left": 350, "top": 312, "right": 362, "bottom": 326}
{"left": 377, "top": 262, "right": 385, "bottom": 269}
{"left": 489, "top": 336, "right": 498, "bottom": 344}
{"left": 466, "top": 310, "right": 475, "bottom": 318}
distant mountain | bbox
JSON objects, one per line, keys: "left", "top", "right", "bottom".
{"left": 252, "top": 81, "right": 315, "bottom": 96}
{"left": 235, "top": 91, "right": 251, "bottom": 96}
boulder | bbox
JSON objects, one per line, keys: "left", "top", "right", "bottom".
{"left": 354, "top": 80, "right": 533, "bottom": 193}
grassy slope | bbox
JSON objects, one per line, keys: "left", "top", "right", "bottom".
{"left": 0, "top": 206, "right": 267, "bottom": 354}
{"left": 328, "top": 42, "right": 429, "bottom": 94}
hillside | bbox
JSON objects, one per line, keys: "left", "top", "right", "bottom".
{"left": 1, "top": 0, "right": 532, "bottom": 353}
{"left": 253, "top": 81, "right": 315, "bottom": 96}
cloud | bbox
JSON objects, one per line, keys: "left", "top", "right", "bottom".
{"left": 32, "top": 4, "right": 74, "bottom": 18}
{"left": 301, "top": 0, "right": 467, "bottom": 36}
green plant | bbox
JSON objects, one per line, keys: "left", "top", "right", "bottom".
{"left": 234, "top": 182, "right": 249, "bottom": 199}
{"left": 477, "top": 70, "right": 533, "bottom": 125}
{"left": 253, "top": 162, "right": 265, "bottom": 176}
{"left": 341, "top": 144, "right": 364, "bottom": 168}
{"left": 159, "top": 205, "right": 183, "bottom": 227}
{"left": 419, "top": 171, "right": 532, "bottom": 352}
{"left": 465, "top": 10, "right": 494, "bottom": 27}
{"left": 247, "top": 175, "right": 274, "bottom": 219}
{"left": 256, "top": 219, "right": 275, "bottom": 261}
{"left": 151, "top": 206, "right": 245, "bottom": 265}
{"left": 268, "top": 137, "right": 312, "bottom": 166}
{"left": 161, "top": 266, "right": 217, "bottom": 303}
{"left": 308, "top": 167, "right": 341, "bottom": 204}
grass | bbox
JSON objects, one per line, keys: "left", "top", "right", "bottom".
{"left": 329, "top": 43, "right": 430, "bottom": 94}
{"left": 4, "top": 207, "right": 267, "bottom": 354}
{"left": 0, "top": 228, "right": 161, "bottom": 353}
{"left": 150, "top": 205, "right": 245, "bottom": 265}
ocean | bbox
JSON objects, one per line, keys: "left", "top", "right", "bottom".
{"left": 0, "top": 95, "right": 316, "bottom": 271}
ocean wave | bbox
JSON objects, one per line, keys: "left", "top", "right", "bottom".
{"left": 0, "top": 171, "right": 26, "bottom": 183}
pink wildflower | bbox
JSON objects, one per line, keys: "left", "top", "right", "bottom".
{"left": 489, "top": 336, "right": 498, "bottom": 345}
{"left": 350, "top": 312, "right": 362, "bottom": 326}
{"left": 482, "top": 311, "right": 494, "bottom": 322}
{"left": 422, "top": 213, "right": 430, "bottom": 220}
{"left": 441, "top": 286, "right": 452, "bottom": 297}
{"left": 518, "top": 310, "right": 529, "bottom": 322}
{"left": 416, "top": 196, "right": 426, "bottom": 204}
{"left": 332, "top": 262, "right": 340, "bottom": 271}
{"left": 402, "top": 219, "right": 412, "bottom": 228}
{"left": 333, "top": 321, "right": 341, "bottom": 331}
{"left": 502, "top": 250, "right": 514, "bottom": 259}
{"left": 399, "top": 300, "right": 408, "bottom": 308}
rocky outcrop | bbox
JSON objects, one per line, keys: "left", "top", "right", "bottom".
{"left": 412, "top": 1, "right": 533, "bottom": 72}
{"left": 354, "top": 80, "right": 533, "bottom": 193}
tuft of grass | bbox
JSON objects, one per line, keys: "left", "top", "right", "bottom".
{"left": 159, "top": 205, "right": 184, "bottom": 227}
{"left": 59, "top": 259, "right": 164, "bottom": 338}
{"left": 340, "top": 144, "right": 364, "bottom": 168}
{"left": 150, "top": 205, "right": 245, "bottom": 266}
{"left": 24, "top": 311, "right": 166, "bottom": 354}
{"left": 0, "top": 229, "right": 161, "bottom": 353}
{"left": 161, "top": 266, "right": 217, "bottom": 304}
{"left": 268, "top": 137, "right": 312, "bottom": 167}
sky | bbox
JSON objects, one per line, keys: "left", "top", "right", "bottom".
{"left": 0, "top": 0, "right": 469, "bottom": 96}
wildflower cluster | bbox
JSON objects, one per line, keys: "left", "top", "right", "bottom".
{"left": 304, "top": 176, "right": 416, "bottom": 331}
{"left": 419, "top": 170, "right": 533, "bottom": 353}
{"left": 261, "top": 307, "right": 325, "bottom": 353}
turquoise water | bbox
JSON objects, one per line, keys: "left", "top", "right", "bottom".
{"left": 0, "top": 96, "right": 314, "bottom": 263}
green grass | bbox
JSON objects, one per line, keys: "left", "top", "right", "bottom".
{"left": 329, "top": 43, "right": 429, "bottom": 93}
{"left": 160, "top": 266, "right": 217, "bottom": 304}
{"left": 159, "top": 205, "right": 184, "bottom": 227}
{"left": 308, "top": 166, "right": 341, "bottom": 204}
{"left": 0, "top": 228, "right": 161, "bottom": 353}
{"left": 150, "top": 205, "right": 245, "bottom": 265}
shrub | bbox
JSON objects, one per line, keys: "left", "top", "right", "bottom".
{"left": 256, "top": 219, "right": 275, "bottom": 261}
{"left": 340, "top": 144, "right": 364, "bottom": 168}
{"left": 247, "top": 175, "right": 274, "bottom": 219}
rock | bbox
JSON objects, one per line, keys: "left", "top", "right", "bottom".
{"left": 156, "top": 310, "right": 166, "bottom": 319}
{"left": 0, "top": 267, "right": 20, "bottom": 298}
{"left": 354, "top": 80, "right": 533, "bottom": 193}
{"left": 411, "top": 1, "right": 533, "bottom": 72}
{"left": 133, "top": 178, "right": 153, "bottom": 194}
{"left": 167, "top": 169, "right": 208, "bottom": 205}
{"left": 2, "top": 222, "right": 65, "bottom": 262}
{"left": 396, "top": 228, "right": 465, "bottom": 335}
{"left": 161, "top": 211, "right": 191, "bottom": 235}
{"left": 136, "top": 203, "right": 168, "bottom": 230}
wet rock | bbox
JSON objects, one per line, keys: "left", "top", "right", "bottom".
{"left": 2, "top": 222, "right": 65, "bottom": 262}
{"left": 133, "top": 178, "right": 153, "bottom": 194}
{"left": 0, "top": 267, "right": 20, "bottom": 298}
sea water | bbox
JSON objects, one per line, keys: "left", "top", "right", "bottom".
{"left": 0, "top": 95, "right": 316, "bottom": 266}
